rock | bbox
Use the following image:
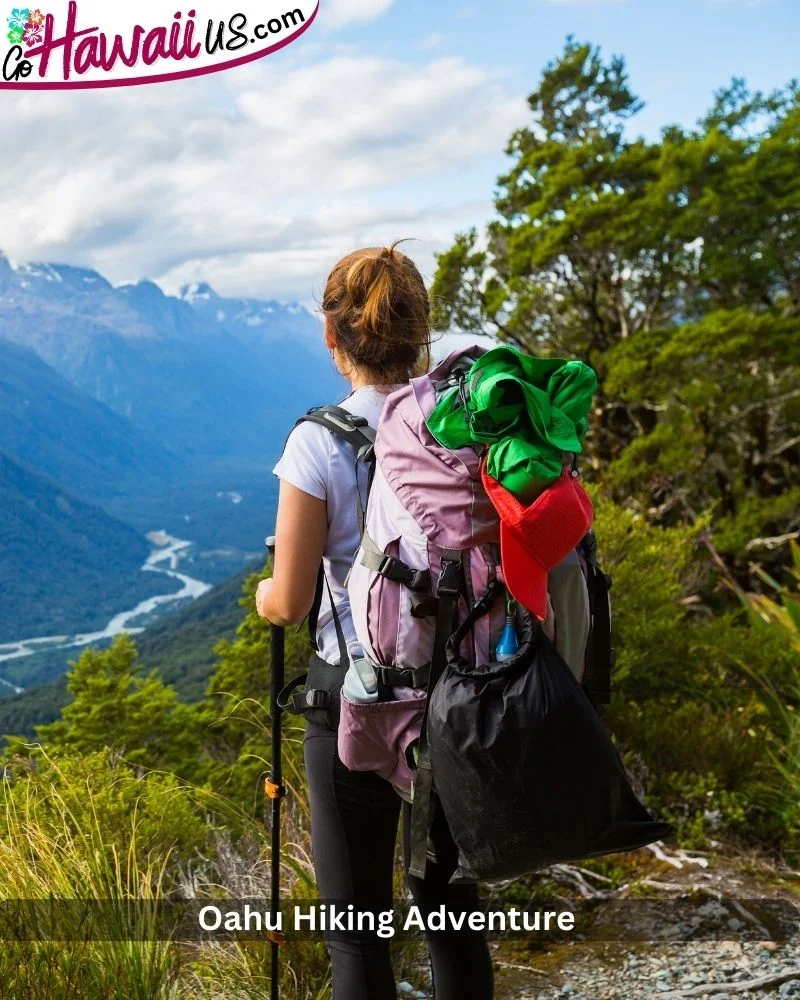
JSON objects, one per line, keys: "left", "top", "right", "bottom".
{"left": 758, "top": 940, "right": 779, "bottom": 952}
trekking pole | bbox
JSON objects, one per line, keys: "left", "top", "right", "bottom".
{"left": 265, "top": 535, "right": 286, "bottom": 1000}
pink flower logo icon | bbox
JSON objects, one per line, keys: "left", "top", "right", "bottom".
{"left": 23, "top": 19, "right": 41, "bottom": 44}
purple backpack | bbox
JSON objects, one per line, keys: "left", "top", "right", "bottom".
{"left": 348, "top": 346, "right": 507, "bottom": 674}
{"left": 347, "top": 345, "right": 590, "bottom": 679}
{"left": 277, "top": 345, "right": 625, "bottom": 877}
{"left": 339, "top": 346, "right": 599, "bottom": 875}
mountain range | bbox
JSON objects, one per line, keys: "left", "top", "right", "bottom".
{"left": 0, "top": 336, "right": 176, "bottom": 503}
{"left": 0, "top": 254, "right": 340, "bottom": 456}
{"left": 0, "top": 251, "right": 343, "bottom": 652}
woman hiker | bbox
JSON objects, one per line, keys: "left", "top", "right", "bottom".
{"left": 255, "top": 243, "right": 494, "bottom": 1000}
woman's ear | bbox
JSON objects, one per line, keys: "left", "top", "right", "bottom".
{"left": 323, "top": 319, "right": 337, "bottom": 352}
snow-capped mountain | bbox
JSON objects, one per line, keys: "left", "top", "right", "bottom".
{"left": 0, "top": 252, "right": 342, "bottom": 456}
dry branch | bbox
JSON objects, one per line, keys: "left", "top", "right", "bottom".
{"left": 659, "top": 967, "right": 800, "bottom": 997}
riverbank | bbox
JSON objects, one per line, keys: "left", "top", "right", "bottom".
{"left": 0, "top": 532, "right": 211, "bottom": 692}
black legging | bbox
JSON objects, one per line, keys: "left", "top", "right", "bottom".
{"left": 304, "top": 723, "right": 494, "bottom": 999}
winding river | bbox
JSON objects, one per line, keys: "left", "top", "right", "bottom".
{"left": 0, "top": 533, "right": 212, "bottom": 694}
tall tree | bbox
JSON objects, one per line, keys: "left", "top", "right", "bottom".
{"left": 432, "top": 39, "right": 688, "bottom": 365}
{"left": 431, "top": 42, "right": 800, "bottom": 562}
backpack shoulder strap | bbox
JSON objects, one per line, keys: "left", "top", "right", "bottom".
{"left": 292, "top": 404, "right": 377, "bottom": 653}
{"left": 297, "top": 404, "right": 376, "bottom": 459}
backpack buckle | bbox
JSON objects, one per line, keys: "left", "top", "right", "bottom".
{"left": 304, "top": 689, "right": 329, "bottom": 710}
{"left": 377, "top": 554, "right": 404, "bottom": 581}
{"left": 438, "top": 559, "right": 461, "bottom": 597}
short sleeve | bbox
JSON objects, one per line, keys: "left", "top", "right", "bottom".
{"left": 273, "top": 421, "right": 330, "bottom": 501}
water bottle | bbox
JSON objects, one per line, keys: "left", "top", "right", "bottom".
{"left": 495, "top": 599, "right": 520, "bottom": 662}
{"left": 342, "top": 641, "right": 379, "bottom": 704}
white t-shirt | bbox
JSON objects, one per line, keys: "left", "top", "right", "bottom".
{"left": 272, "top": 386, "right": 399, "bottom": 664}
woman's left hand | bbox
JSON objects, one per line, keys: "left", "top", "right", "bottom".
{"left": 255, "top": 577, "right": 273, "bottom": 620}
{"left": 257, "top": 481, "right": 328, "bottom": 627}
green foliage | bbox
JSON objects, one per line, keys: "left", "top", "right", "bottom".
{"left": 0, "top": 450, "right": 180, "bottom": 644}
{"left": 0, "top": 750, "right": 209, "bottom": 888}
{"left": 431, "top": 41, "right": 800, "bottom": 558}
{"left": 590, "top": 500, "right": 697, "bottom": 694}
{"left": 650, "top": 771, "right": 751, "bottom": 849}
{"left": 0, "top": 750, "right": 197, "bottom": 1000}
{"left": 23, "top": 636, "right": 206, "bottom": 784}
{"left": 0, "top": 561, "right": 254, "bottom": 743}
{"left": 0, "top": 746, "right": 324, "bottom": 999}
{"left": 603, "top": 308, "right": 800, "bottom": 555}
{"left": 726, "top": 545, "right": 800, "bottom": 841}
{"left": 591, "top": 498, "right": 786, "bottom": 845}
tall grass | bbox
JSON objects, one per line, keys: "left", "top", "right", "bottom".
{"left": 0, "top": 748, "right": 335, "bottom": 999}
{"left": 0, "top": 751, "right": 179, "bottom": 1000}
{"left": 726, "top": 542, "right": 800, "bottom": 842}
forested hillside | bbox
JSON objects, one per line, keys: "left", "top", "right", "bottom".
{"left": 0, "top": 452, "right": 177, "bottom": 643}
{"left": 0, "top": 338, "right": 175, "bottom": 503}
{"left": 0, "top": 559, "right": 255, "bottom": 736}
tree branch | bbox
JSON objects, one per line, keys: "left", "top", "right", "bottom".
{"left": 746, "top": 531, "right": 800, "bottom": 552}
{"left": 659, "top": 968, "right": 800, "bottom": 998}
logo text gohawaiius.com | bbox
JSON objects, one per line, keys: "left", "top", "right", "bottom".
{"left": 1, "top": 1, "right": 318, "bottom": 88}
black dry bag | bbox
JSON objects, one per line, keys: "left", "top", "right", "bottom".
{"left": 427, "top": 608, "right": 672, "bottom": 883}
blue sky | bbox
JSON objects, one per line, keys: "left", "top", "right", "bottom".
{"left": 1, "top": 0, "right": 797, "bottom": 303}
{"left": 353, "top": 1, "right": 799, "bottom": 143}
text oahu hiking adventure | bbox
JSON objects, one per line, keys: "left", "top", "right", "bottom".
{"left": 1, "top": 0, "right": 317, "bottom": 88}
{"left": 197, "top": 904, "right": 577, "bottom": 939}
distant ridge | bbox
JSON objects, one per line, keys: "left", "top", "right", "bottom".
{"left": 0, "top": 253, "right": 343, "bottom": 456}
{"left": 0, "top": 451, "right": 176, "bottom": 643}
{"left": 0, "top": 337, "right": 176, "bottom": 503}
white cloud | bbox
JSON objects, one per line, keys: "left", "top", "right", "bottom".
{"left": 326, "top": 0, "right": 395, "bottom": 27}
{"left": 0, "top": 55, "right": 525, "bottom": 301}
{"left": 418, "top": 33, "right": 446, "bottom": 50}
